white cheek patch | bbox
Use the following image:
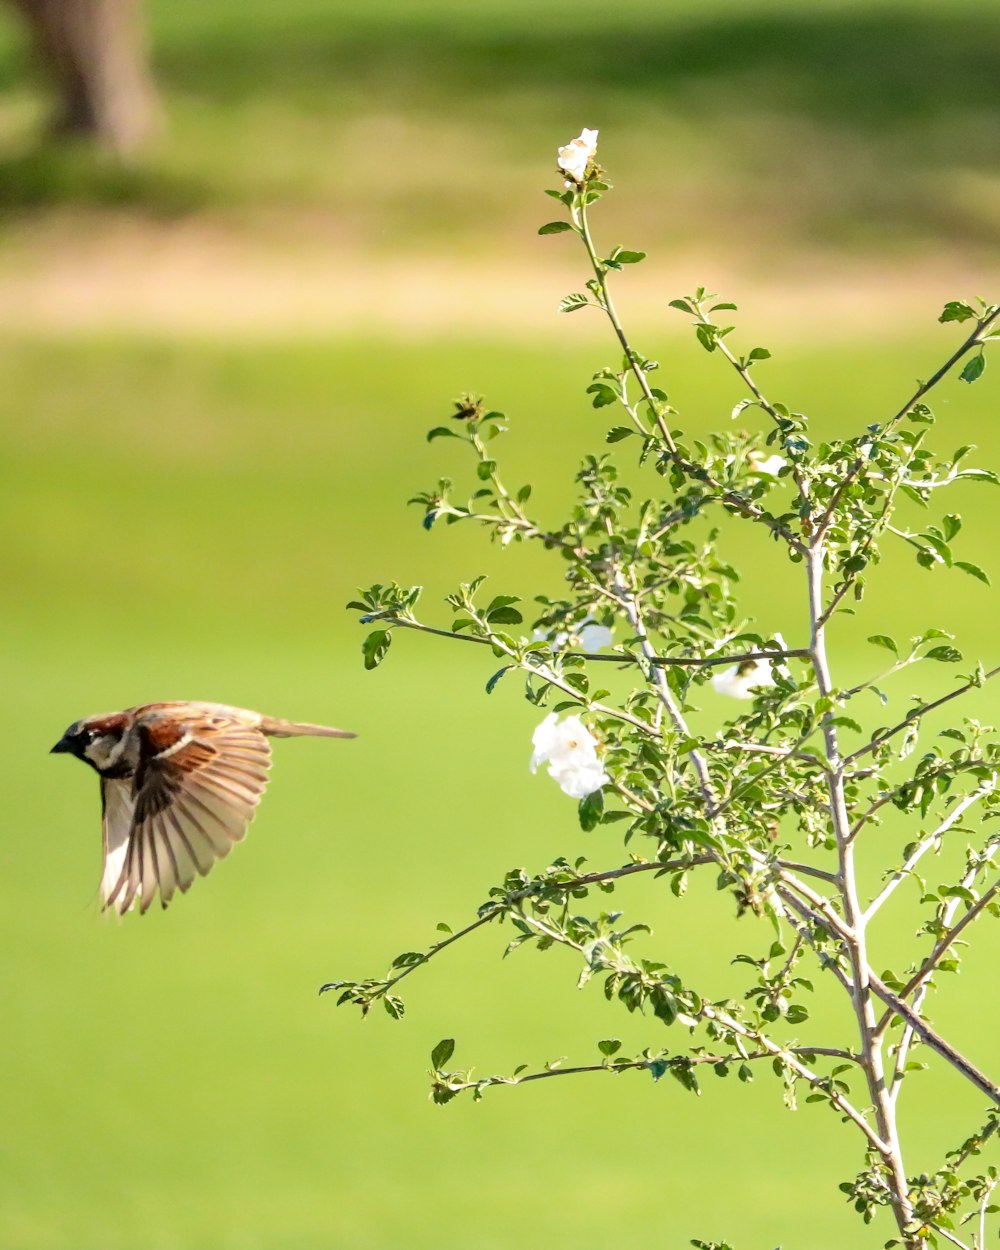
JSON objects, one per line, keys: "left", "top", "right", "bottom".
{"left": 85, "top": 734, "right": 129, "bottom": 771}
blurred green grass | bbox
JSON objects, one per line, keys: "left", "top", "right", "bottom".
{"left": 2, "top": 330, "right": 1000, "bottom": 1250}
{"left": 0, "top": 0, "right": 998, "bottom": 257}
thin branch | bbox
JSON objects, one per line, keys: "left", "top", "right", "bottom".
{"left": 370, "top": 613, "right": 807, "bottom": 671}
{"left": 575, "top": 197, "right": 807, "bottom": 554}
{"left": 897, "top": 874, "right": 1000, "bottom": 1005}
{"left": 683, "top": 297, "right": 814, "bottom": 510}
{"left": 699, "top": 738, "right": 832, "bottom": 774}
{"left": 977, "top": 1178, "right": 997, "bottom": 1250}
{"left": 849, "top": 786, "right": 907, "bottom": 841}
{"left": 817, "top": 308, "right": 1000, "bottom": 600}
{"left": 319, "top": 906, "right": 500, "bottom": 1003}
{"left": 885, "top": 835, "right": 995, "bottom": 1100}
{"left": 846, "top": 666, "right": 1000, "bottom": 765}
{"left": 863, "top": 783, "right": 997, "bottom": 921}
{"left": 929, "top": 1223, "right": 974, "bottom": 1250}
{"left": 884, "top": 306, "right": 1000, "bottom": 436}
{"left": 868, "top": 971, "right": 1000, "bottom": 1105}
{"left": 699, "top": 1002, "right": 889, "bottom": 1155}
{"left": 438, "top": 1044, "right": 864, "bottom": 1096}
{"left": 780, "top": 859, "right": 841, "bottom": 887}
{"left": 710, "top": 728, "right": 827, "bottom": 820}
{"left": 565, "top": 855, "right": 715, "bottom": 889}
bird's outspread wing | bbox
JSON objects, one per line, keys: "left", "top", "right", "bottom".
{"left": 101, "top": 777, "right": 136, "bottom": 908}
{"left": 103, "top": 711, "right": 272, "bottom": 915}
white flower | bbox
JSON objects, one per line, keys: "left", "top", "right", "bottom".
{"left": 748, "top": 451, "right": 786, "bottom": 477}
{"left": 579, "top": 620, "right": 614, "bottom": 651}
{"left": 530, "top": 712, "right": 609, "bottom": 799}
{"left": 557, "top": 128, "right": 599, "bottom": 185}
{"left": 712, "top": 657, "right": 776, "bottom": 700}
{"left": 532, "top": 614, "right": 613, "bottom": 652}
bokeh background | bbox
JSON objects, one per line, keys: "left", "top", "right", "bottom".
{"left": 3, "top": 2, "right": 1000, "bottom": 1247}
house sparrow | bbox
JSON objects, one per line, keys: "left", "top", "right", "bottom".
{"left": 51, "top": 701, "right": 355, "bottom": 916}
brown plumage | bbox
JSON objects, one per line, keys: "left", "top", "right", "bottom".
{"left": 50, "top": 701, "right": 355, "bottom": 915}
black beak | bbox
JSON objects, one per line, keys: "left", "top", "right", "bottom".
{"left": 50, "top": 735, "right": 73, "bottom": 754}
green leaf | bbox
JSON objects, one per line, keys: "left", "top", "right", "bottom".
{"left": 868, "top": 634, "right": 898, "bottom": 655}
{"left": 606, "top": 426, "right": 635, "bottom": 443}
{"left": 925, "top": 645, "right": 962, "bottom": 662}
{"left": 578, "top": 789, "right": 605, "bottom": 832}
{"left": 696, "top": 324, "right": 717, "bottom": 352}
{"left": 960, "top": 351, "right": 986, "bottom": 383}
{"left": 731, "top": 398, "right": 757, "bottom": 420}
{"left": 362, "top": 629, "right": 391, "bottom": 670}
{"left": 559, "top": 292, "right": 590, "bottom": 314}
{"left": 485, "top": 666, "right": 511, "bottom": 694}
{"left": 747, "top": 347, "right": 771, "bottom": 363}
{"left": 426, "top": 426, "right": 458, "bottom": 441}
{"left": 939, "top": 300, "right": 976, "bottom": 323}
{"left": 538, "top": 220, "right": 573, "bottom": 235}
{"left": 586, "top": 382, "right": 619, "bottom": 409}
{"left": 486, "top": 595, "right": 522, "bottom": 625}
{"left": 431, "top": 1038, "right": 456, "bottom": 1070}
{"left": 487, "top": 607, "right": 523, "bottom": 625}
{"left": 615, "top": 250, "right": 646, "bottom": 264}
{"left": 918, "top": 532, "right": 952, "bottom": 566}
{"left": 598, "top": 1038, "right": 622, "bottom": 1056}
{"left": 955, "top": 560, "right": 991, "bottom": 585}
{"left": 668, "top": 298, "right": 694, "bottom": 314}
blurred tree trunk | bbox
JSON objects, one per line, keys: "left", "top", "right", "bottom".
{"left": 9, "top": 0, "right": 159, "bottom": 155}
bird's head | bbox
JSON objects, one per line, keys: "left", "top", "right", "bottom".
{"left": 51, "top": 713, "right": 130, "bottom": 773}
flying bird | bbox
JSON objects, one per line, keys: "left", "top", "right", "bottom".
{"left": 51, "top": 701, "right": 355, "bottom": 915}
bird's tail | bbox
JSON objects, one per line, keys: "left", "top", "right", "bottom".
{"left": 262, "top": 717, "right": 356, "bottom": 739}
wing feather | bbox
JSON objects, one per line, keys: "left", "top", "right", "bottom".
{"left": 100, "top": 779, "right": 135, "bottom": 911}
{"left": 102, "top": 716, "right": 272, "bottom": 914}
{"left": 160, "top": 804, "right": 202, "bottom": 888}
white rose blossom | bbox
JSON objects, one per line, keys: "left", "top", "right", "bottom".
{"left": 748, "top": 451, "right": 787, "bottom": 477}
{"left": 530, "top": 712, "right": 609, "bottom": 799}
{"left": 532, "top": 615, "right": 613, "bottom": 652}
{"left": 557, "top": 128, "right": 599, "bottom": 185}
{"left": 711, "top": 657, "right": 777, "bottom": 700}
{"left": 578, "top": 620, "right": 614, "bottom": 650}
